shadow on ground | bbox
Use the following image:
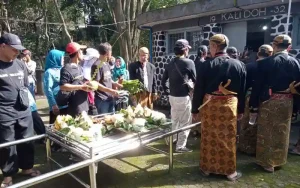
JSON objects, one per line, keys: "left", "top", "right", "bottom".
{"left": 2, "top": 99, "right": 300, "bottom": 188}
{"left": 7, "top": 136, "right": 300, "bottom": 188}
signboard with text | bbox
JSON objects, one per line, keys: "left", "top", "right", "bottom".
{"left": 198, "top": 4, "right": 289, "bottom": 25}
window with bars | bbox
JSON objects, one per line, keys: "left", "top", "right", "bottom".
{"left": 168, "top": 32, "right": 184, "bottom": 54}
{"left": 167, "top": 29, "right": 204, "bottom": 54}
{"left": 187, "top": 30, "right": 204, "bottom": 51}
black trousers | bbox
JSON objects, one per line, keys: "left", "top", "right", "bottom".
{"left": 0, "top": 115, "right": 34, "bottom": 177}
{"left": 32, "top": 111, "right": 45, "bottom": 135}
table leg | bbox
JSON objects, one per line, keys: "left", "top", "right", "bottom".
{"left": 95, "top": 163, "right": 98, "bottom": 174}
{"left": 169, "top": 135, "right": 173, "bottom": 173}
{"left": 89, "top": 163, "right": 97, "bottom": 188}
{"left": 46, "top": 138, "right": 52, "bottom": 169}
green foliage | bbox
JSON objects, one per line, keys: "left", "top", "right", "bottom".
{"left": 3, "top": 0, "right": 194, "bottom": 67}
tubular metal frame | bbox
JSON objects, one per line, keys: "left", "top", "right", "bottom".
{"left": 2, "top": 120, "right": 200, "bottom": 188}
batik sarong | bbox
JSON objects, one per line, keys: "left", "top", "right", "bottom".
{"left": 239, "top": 90, "right": 257, "bottom": 154}
{"left": 256, "top": 93, "right": 293, "bottom": 168}
{"left": 130, "top": 91, "right": 153, "bottom": 109}
{"left": 200, "top": 94, "right": 237, "bottom": 175}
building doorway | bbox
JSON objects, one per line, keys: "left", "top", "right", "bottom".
{"left": 244, "top": 19, "right": 271, "bottom": 63}
{"left": 246, "top": 19, "right": 271, "bottom": 52}
{"left": 247, "top": 32, "right": 265, "bottom": 52}
{"left": 223, "top": 21, "right": 247, "bottom": 53}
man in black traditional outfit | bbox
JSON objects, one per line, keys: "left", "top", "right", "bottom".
{"left": 249, "top": 35, "right": 300, "bottom": 172}
{"left": 192, "top": 34, "right": 246, "bottom": 181}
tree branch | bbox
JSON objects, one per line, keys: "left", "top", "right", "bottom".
{"left": 53, "top": 0, "right": 72, "bottom": 42}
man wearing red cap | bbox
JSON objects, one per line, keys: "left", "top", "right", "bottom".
{"left": 59, "top": 42, "right": 92, "bottom": 117}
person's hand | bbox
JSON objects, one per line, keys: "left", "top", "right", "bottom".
{"left": 117, "top": 83, "right": 123, "bottom": 88}
{"left": 52, "top": 105, "right": 60, "bottom": 115}
{"left": 237, "top": 114, "right": 244, "bottom": 121}
{"left": 81, "top": 84, "right": 93, "bottom": 92}
{"left": 112, "top": 90, "right": 120, "bottom": 97}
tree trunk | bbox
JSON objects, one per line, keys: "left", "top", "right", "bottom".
{"left": 105, "top": 0, "right": 151, "bottom": 63}
{"left": 53, "top": 0, "right": 72, "bottom": 42}
{"left": 0, "top": 0, "right": 10, "bottom": 35}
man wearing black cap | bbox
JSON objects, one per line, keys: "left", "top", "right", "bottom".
{"left": 0, "top": 33, "right": 40, "bottom": 187}
{"left": 249, "top": 35, "right": 300, "bottom": 172}
{"left": 162, "top": 39, "right": 196, "bottom": 153}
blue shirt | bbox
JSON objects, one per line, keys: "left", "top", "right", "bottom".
{"left": 44, "top": 68, "right": 67, "bottom": 111}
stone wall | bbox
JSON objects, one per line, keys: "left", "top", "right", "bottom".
{"left": 153, "top": 15, "right": 300, "bottom": 107}
{"left": 153, "top": 24, "right": 222, "bottom": 106}
{"left": 270, "top": 14, "right": 300, "bottom": 58}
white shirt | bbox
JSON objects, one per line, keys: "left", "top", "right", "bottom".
{"left": 143, "top": 64, "right": 148, "bottom": 89}
{"left": 25, "top": 60, "right": 36, "bottom": 84}
{"left": 83, "top": 58, "right": 97, "bottom": 80}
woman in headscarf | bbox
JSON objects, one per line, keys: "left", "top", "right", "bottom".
{"left": 112, "top": 56, "right": 129, "bottom": 111}
{"left": 43, "top": 49, "right": 68, "bottom": 124}
{"left": 112, "top": 56, "right": 128, "bottom": 83}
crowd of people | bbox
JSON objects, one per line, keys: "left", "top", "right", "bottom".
{"left": 162, "top": 33, "right": 300, "bottom": 181}
{"left": 0, "top": 33, "right": 158, "bottom": 187}
{"left": 1, "top": 31, "right": 300, "bottom": 187}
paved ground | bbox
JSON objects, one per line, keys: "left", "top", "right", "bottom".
{"left": 2, "top": 99, "right": 300, "bottom": 188}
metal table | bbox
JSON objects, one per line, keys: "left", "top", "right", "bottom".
{"left": 8, "top": 120, "right": 200, "bottom": 188}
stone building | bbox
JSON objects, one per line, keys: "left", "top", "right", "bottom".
{"left": 137, "top": 0, "right": 300, "bottom": 106}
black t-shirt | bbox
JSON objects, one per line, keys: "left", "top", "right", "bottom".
{"left": 91, "top": 61, "right": 113, "bottom": 101}
{"left": 60, "top": 63, "right": 88, "bottom": 117}
{"left": 162, "top": 57, "right": 196, "bottom": 97}
{"left": 0, "top": 59, "right": 31, "bottom": 122}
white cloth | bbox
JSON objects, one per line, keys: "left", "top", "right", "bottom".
{"left": 143, "top": 65, "right": 148, "bottom": 89}
{"left": 83, "top": 48, "right": 100, "bottom": 61}
{"left": 169, "top": 95, "right": 192, "bottom": 149}
{"left": 25, "top": 60, "right": 36, "bottom": 84}
{"left": 83, "top": 58, "right": 98, "bottom": 80}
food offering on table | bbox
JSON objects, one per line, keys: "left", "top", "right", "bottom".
{"left": 122, "top": 79, "right": 144, "bottom": 95}
{"left": 54, "top": 111, "right": 104, "bottom": 143}
{"left": 101, "top": 104, "right": 168, "bottom": 133}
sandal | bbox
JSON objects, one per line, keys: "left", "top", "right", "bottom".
{"left": 21, "top": 169, "right": 41, "bottom": 177}
{"left": 227, "top": 171, "right": 242, "bottom": 181}
{"left": 263, "top": 167, "right": 274, "bottom": 173}
{"left": 0, "top": 180, "right": 12, "bottom": 188}
{"left": 199, "top": 169, "right": 210, "bottom": 177}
